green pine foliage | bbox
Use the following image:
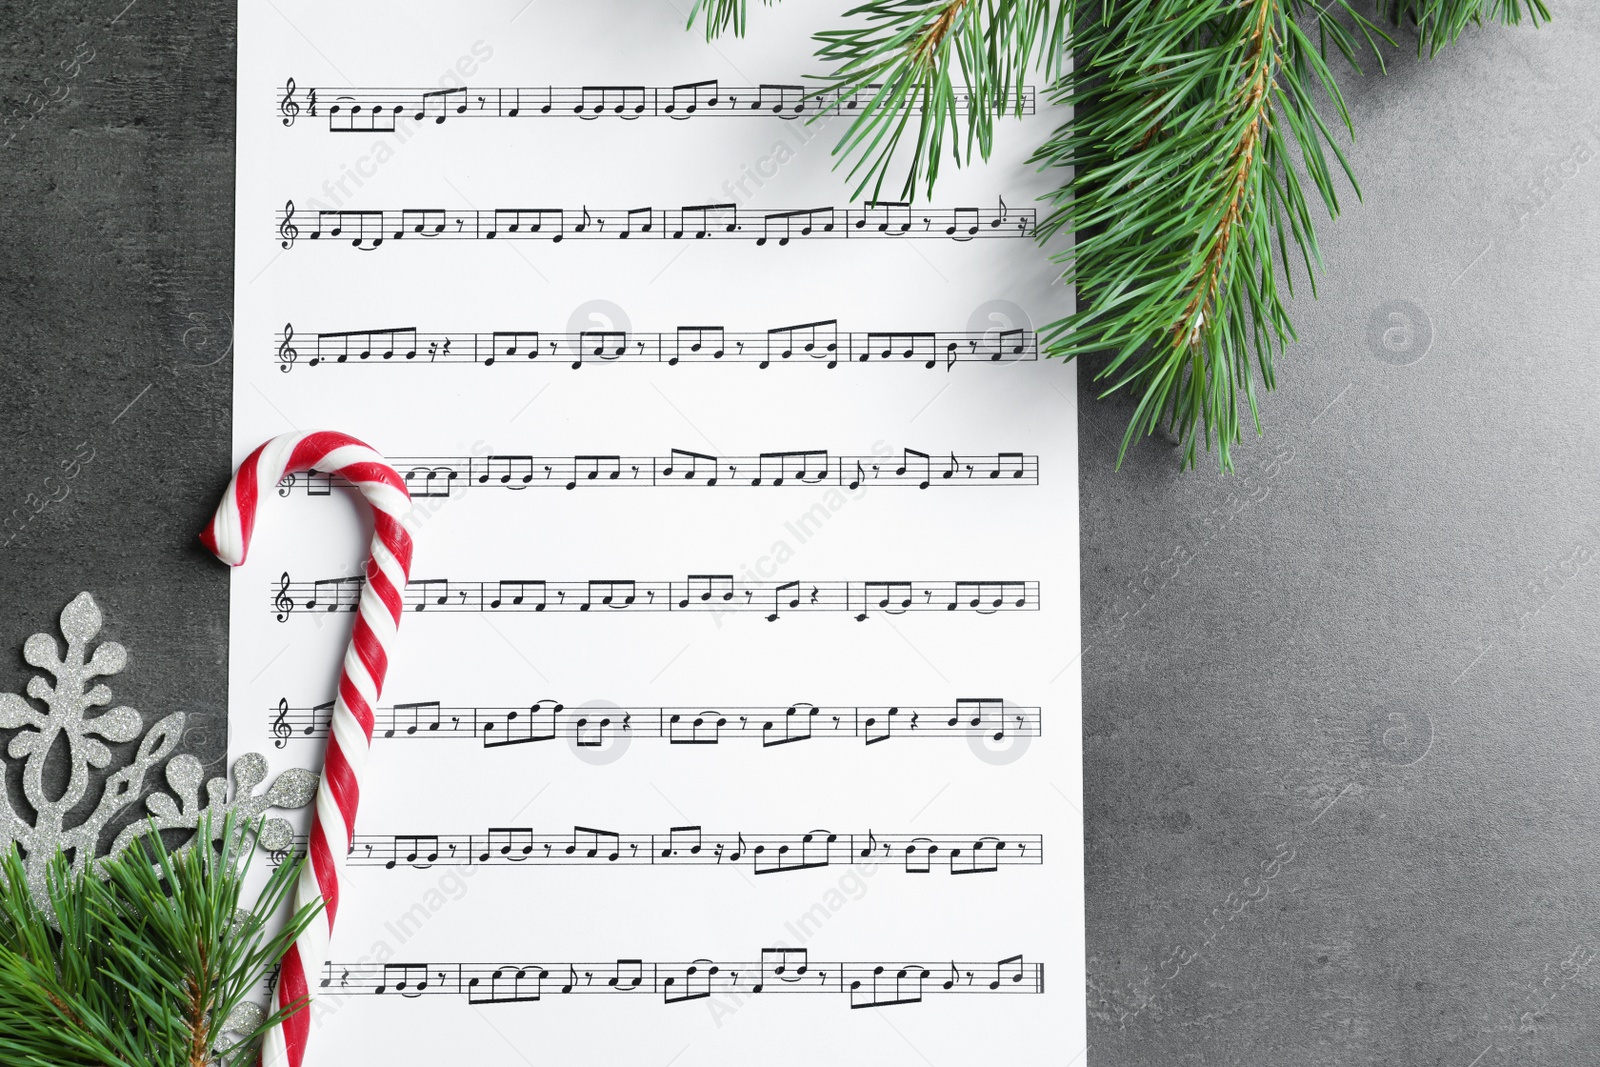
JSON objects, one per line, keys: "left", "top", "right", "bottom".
{"left": 687, "top": 0, "right": 780, "bottom": 40}
{"left": 1378, "top": 0, "right": 1549, "bottom": 55}
{"left": 688, "top": 0, "right": 1549, "bottom": 469}
{"left": 810, "top": 1, "right": 1069, "bottom": 201}
{"left": 0, "top": 818, "right": 319, "bottom": 1067}
{"left": 1034, "top": 0, "right": 1384, "bottom": 469}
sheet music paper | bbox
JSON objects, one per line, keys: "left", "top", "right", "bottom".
{"left": 230, "top": 2, "right": 1084, "bottom": 1062}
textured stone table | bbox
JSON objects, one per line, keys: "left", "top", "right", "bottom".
{"left": 2, "top": 3, "right": 1597, "bottom": 1065}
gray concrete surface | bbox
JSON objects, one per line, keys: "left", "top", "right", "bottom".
{"left": 0, "top": 0, "right": 235, "bottom": 829}
{"left": 1080, "top": 6, "right": 1600, "bottom": 1065}
{"left": 1, "top": 2, "right": 1597, "bottom": 1064}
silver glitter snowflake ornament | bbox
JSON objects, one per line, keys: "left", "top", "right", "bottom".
{"left": 0, "top": 592, "right": 315, "bottom": 907}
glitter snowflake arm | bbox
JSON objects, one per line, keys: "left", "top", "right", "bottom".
{"left": 109, "top": 753, "right": 318, "bottom": 861}
{"left": 0, "top": 594, "right": 315, "bottom": 909}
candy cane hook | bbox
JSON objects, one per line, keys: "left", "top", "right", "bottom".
{"left": 202, "top": 431, "right": 413, "bottom": 1067}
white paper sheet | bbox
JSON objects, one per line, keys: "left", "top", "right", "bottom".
{"left": 230, "top": 3, "right": 1083, "bottom": 1063}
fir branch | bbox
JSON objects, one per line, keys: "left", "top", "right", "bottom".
{"left": 687, "top": 0, "right": 780, "bottom": 40}
{"left": 687, "top": 2, "right": 1551, "bottom": 468}
{"left": 1034, "top": 0, "right": 1388, "bottom": 468}
{"left": 0, "top": 816, "right": 320, "bottom": 1067}
{"left": 811, "top": 0, "right": 1069, "bottom": 200}
{"left": 1376, "top": 0, "right": 1550, "bottom": 55}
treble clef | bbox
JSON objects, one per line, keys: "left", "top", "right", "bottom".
{"left": 273, "top": 698, "right": 292, "bottom": 748}
{"left": 279, "top": 76, "right": 300, "bottom": 126}
{"left": 277, "top": 322, "right": 298, "bottom": 373}
{"left": 279, "top": 199, "right": 299, "bottom": 250}
{"left": 275, "top": 572, "right": 295, "bottom": 621}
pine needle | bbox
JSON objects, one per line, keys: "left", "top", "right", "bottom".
{"left": 0, "top": 816, "right": 321, "bottom": 1067}
{"left": 687, "top": 0, "right": 1550, "bottom": 469}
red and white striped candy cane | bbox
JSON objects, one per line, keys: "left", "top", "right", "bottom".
{"left": 201, "top": 430, "right": 413, "bottom": 1067}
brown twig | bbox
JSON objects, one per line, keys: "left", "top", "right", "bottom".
{"left": 913, "top": 0, "right": 973, "bottom": 63}
{"left": 185, "top": 969, "right": 211, "bottom": 1067}
{"left": 1172, "top": 0, "right": 1279, "bottom": 352}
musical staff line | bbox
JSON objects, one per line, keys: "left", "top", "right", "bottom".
{"left": 275, "top": 198, "right": 1034, "bottom": 250}
{"left": 274, "top": 321, "right": 1037, "bottom": 372}
{"left": 278, "top": 77, "right": 1035, "bottom": 130}
{"left": 279, "top": 827, "right": 1042, "bottom": 876}
{"left": 271, "top": 576, "right": 1039, "bottom": 621}
{"left": 274, "top": 448, "right": 1037, "bottom": 497}
{"left": 270, "top": 697, "right": 1039, "bottom": 749}
{"left": 315, "top": 952, "right": 1043, "bottom": 1008}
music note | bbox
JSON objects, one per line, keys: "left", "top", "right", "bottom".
{"left": 572, "top": 703, "right": 618, "bottom": 747}
{"left": 662, "top": 710, "right": 720, "bottom": 742}
{"left": 468, "top": 964, "right": 548, "bottom": 1005}
{"left": 760, "top": 207, "right": 835, "bottom": 246}
{"left": 664, "top": 825, "right": 703, "bottom": 858}
{"left": 765, "top": 319, "right": 839, "bottom": 367}
{"left": 897, "top": 447, "right": 932, "bottom": 489}
{"left": 672, "top": 203, "right": 738, "bottom": 239}
{"left": 951, "top": 580, "right": 1030, "bottom": 613}
{"left": 419, "top": 85, "right": 468, "bottom": 124}
{"left": 850, "top": 962, "right": 929, "bottom": 1009}
{"left": 489, "top": 207, "right": 564, "bottom": 240}
{"left": 662, "top": 959, "right": 716, "bottom": 1004}
{"left": 952, "top": 836, "right": 1005, "bottom": 875}
{"left": 575, "top": 330, "right": 629, "bottom": 368}
{"left": 488, "top": 579, "right": 546, "bottom": 611}
{"left": 390, "top": 834, "right": 441, "bottom": 869}
{"left": 752, "top": 450, "right": 828, "bottom": 487}
{"left": 679, "top": 574, "right": 734, "bottom": 609}
{"left": 376, "top": 963, "right": 430, "bottom": 997}
{"left": 859, "top": 201, "right": 912, "bottom": 235}
{"left": 570, "top": 825, "right": 622, "bottom": 862}
{"left": 488, "top": 331, "right": 541, "bottom": 363}
{"left": 865, "top": 581, "right": 913, "bottom": 615}
{"left": 392, "top": 700, "right": 444, "bottom": 737}
{"left": 314, "top": 209, "right": 385, "bottom": 249}
{"left": 762, "top": 703, "right": 817, "bottom": 747}
{"left": 483, "top": 827, "right": 536, "bottom": 862}
{"left": 586, "top": 579, "right": 637, "bottom": 610}
{"left": 760, "top": 947, "right": 809, "bottom": 991}
{"left": 951, "top": 697, "right": 1006, "bottom": 741}
{"left": 993, "top": 451, "right": 1027, "bottom": 480}
{"left": 403, "top": 464, "right": 461, "bottom": 498}
{"left": 578, "top": 85, "right": 647, "bottom": 118}
{"left": 306, "top": 576, "right": 362, "bottom": 613}
{"left": 662, "top": 448, "right": 716, "bottom": 484}
{"left": 410, "top": 578, "right": 452, "bottom": 611}
{"left": 866, "top": 331, "right": 939, "bottom": 368}
{"left": 665, "top": 79, "right": 718, "bottom": 116}
{"left": 947, "top": 206, "right": 981, "bottom": 238}
{"left": 609, "top": 958, "right": 647, "bottom": 992}
{"left": 505, "top": 701, "right": 559, "bottom": 748}
{"left": 756, "top": 82, "right": 806, "bottom": 116}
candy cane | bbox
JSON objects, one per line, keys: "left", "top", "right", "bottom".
{"left": 201, "top": 430, "right": 413, "bottom": 1067}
